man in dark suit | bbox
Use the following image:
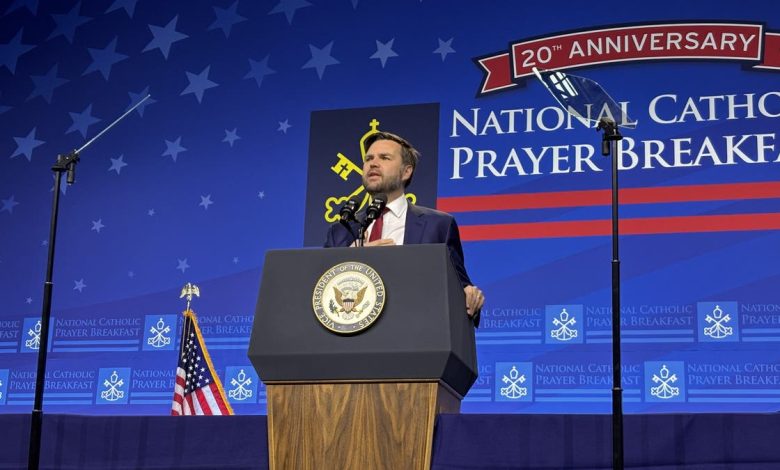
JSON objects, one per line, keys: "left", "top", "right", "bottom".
{"left": 324, "top": 131, "right": 484, "bottom": 323}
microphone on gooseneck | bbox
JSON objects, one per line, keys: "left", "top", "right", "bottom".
{"left": 364, "top": 193, "right": 387, "bottom": 226}
{"left": 359, "top": 194, "right": 387, "bottom": 246}
{"left": 339, "top": 197, "right": 360, "bottom": 224}
{"left": 338, "top": 196, "right": 361, "bottom": 245}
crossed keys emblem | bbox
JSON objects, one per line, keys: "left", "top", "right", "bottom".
{"left": 551, "top": 308, "right": 578, "bottom": 341}
{"left": 650, "top": 364, "right": 680, "bottom": 399}
{"left": 500, "top": 366, "right": 528, "bottom": 399}
{"left": 323, "top": 118, "right": 416, "bottom": 222}
{"left": 703, "top": 304, "right": 733, "bottom": 339}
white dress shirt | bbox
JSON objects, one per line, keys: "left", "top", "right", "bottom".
{"left": 365, "top": 195, "right": 408, "bottom": 245}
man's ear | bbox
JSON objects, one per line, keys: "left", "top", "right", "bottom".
{"left": 402, "top": 165, "right": 413, "bottom": 183}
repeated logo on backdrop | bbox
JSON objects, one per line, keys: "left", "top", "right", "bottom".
{"left": 5, "top": 300, "right": 773, "bottom": 407}
{"left": 466, "top": 301, "right": 780, "bottom": 407}
{"left": 0, "top": 311, "right": 265, "bottom": 408}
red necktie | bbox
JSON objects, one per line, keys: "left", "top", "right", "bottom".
{"left": 368, "top": 208, "right": 388, "bottom": 242}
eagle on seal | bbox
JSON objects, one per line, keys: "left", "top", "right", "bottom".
{"left": 333, "top": 286, "right": 368, "bottom": 313}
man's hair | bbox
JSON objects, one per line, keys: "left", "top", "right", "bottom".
{"left": 364, "top": 131, "right": 420, "bottom": 188}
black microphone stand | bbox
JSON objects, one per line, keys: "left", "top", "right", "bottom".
{"left": 339, "top": 218, "right": 362, "bottom": 247}
{"left": 533, "top": 67, "right": 633, "bottom": 470}
{"left": 357, "top": 213, "right": 373, "bottom": 247}
{"left": 27, "top": 96, "right": 150, "bottom": 470}
{"left": 357, "top": 224, "right": 366, "bottom": 246}
{"left": 355, "top": 220, "right": 372, "bottom": 246}
{"left": 597, "top": 117, "right": 625, "bottom": 470}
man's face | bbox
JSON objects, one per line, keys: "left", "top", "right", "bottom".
{"left": 362, "top": 139, "right": 412, "bottom": 196}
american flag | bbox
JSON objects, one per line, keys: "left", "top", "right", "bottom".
{"left": 171, "top": 309, "right": 233, "bottom": 416}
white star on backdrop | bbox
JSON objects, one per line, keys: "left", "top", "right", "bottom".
{"left": 162, "top": 137, "right": 186, "bottom": 162}
{"left": 83, "top": 36, "right": 128, "bottom": 80}
{"left": 433, "top": 37, "right": 455, "bottom": 61}
{"left": 0, "top": 29, "right": 36, "bottom": 74}
{"left": 144, "top": 15, "right": 188, "bottom": 59}
{"left": 1, "top": 195, "right": 20, "bottom": 214}
{"left": 245, "top": 55, "right": 275, "bottom": 88}
{"left": 177, "top": 258, "right": 190, "bottom": 273}
{"left": 106, "top": 0, "right": 137, "bottom": 17}
{"left": 91, "top": 219, "right": 105, "bottom": 233}
{"left": 277, "top": 119, "right": 291, "bottom": 133}
{"left": 181, "top": 66, "right": 218, "bottom": 103}
{"left": 10, "top": 128, "right": 45, "bottom": 161}
{"left": 199, "top": 195, "right": 214, "bottom": 210}
{"left": 370, "top": 38, "right": 398, "bottom": 68}
{"left": 27, "top": 65, "right": 68, "bottom": 103}
{"left": 268, "top": 0, "right": 312, "bottom": 24}
{"left": 108, "top": 155, "right": 127, "bottom": 174}
{"left": 127, "top": 86, "right": 156, "bottom": 116}
{"left": 209, "top": 1, "right": 247, "bottom": 38}
{"left": 302, "top": 42, "right": 339, "bottom": 79}
{"left": 67, "top": 104, "right": 101, "bottom": 138}
{"left": 223, "top": 128, "right": 240, "bottom": 147}
{"left": 48, "top": 2, "right": 91, "bottom": 43}
{"left": 73, "top": 278, "right": 87, "bottom": 292}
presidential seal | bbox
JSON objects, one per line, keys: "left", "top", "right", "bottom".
{"left": 312, "top": 261, "right": 386, "bottom": 334}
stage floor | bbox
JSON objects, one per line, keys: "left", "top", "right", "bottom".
{"left": 4, "top": 413, "right": 778, "bottom": 469}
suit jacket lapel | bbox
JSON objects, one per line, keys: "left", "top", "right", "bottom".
{"left": 404, "top": 203, "right": 426, "bottom": 245}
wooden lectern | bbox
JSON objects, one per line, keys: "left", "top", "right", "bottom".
{"left": 249, "top": 244, "right": 477, "bottom": 469}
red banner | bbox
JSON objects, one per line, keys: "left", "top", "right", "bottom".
{"left": 476, "top": 22, "right": 780, "bottom": 96}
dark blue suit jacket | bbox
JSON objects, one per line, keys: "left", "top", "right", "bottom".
{"left": 324, "top": 203, "right": 479, "bottom": 325}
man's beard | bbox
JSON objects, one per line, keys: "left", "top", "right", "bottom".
{"left": 363, "top": 170, "right": 403, "bottom": 195}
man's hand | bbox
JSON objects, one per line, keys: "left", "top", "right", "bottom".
{"left": 464, "top": 285, "right": 484, "bottom": 317}
{"left": 364, "top": 238, "right": 396, "bottom": 247}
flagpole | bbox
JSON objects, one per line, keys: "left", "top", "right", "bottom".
{"left": 171, "top": 283, "right": 234, "bottom": 416}
{"left": 172, "top": 283, "right": 200, "bottom": 415}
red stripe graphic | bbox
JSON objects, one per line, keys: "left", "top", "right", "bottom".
{"left": 460, "top": 213, "right": 780, "bottom": 241}
{"left": 756, "top": 32, "right": 780, "bottom": 70}
{"left": 476, "top": 52, "right": 517, "bottom": 95}
{"left": 438, "top": 182, "right": 780, "bottom": 213}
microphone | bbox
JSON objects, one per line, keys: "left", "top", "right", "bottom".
{"left": 338, "top": 197, "right": 360, "bottom": 224}
{"left": 364, "top": 193, "right": 387, "bottom": 226}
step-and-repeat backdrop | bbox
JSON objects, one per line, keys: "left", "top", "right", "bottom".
{"left": 1, "top": 1, "right": 779, "bottom": 414}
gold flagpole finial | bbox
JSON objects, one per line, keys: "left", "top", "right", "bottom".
{"left": 179, "top": 283, "right": 200, "bottom": 311}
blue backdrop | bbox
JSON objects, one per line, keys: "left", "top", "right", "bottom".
{"left": 1, "top": 0, "right": 779, "bottom": 415}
